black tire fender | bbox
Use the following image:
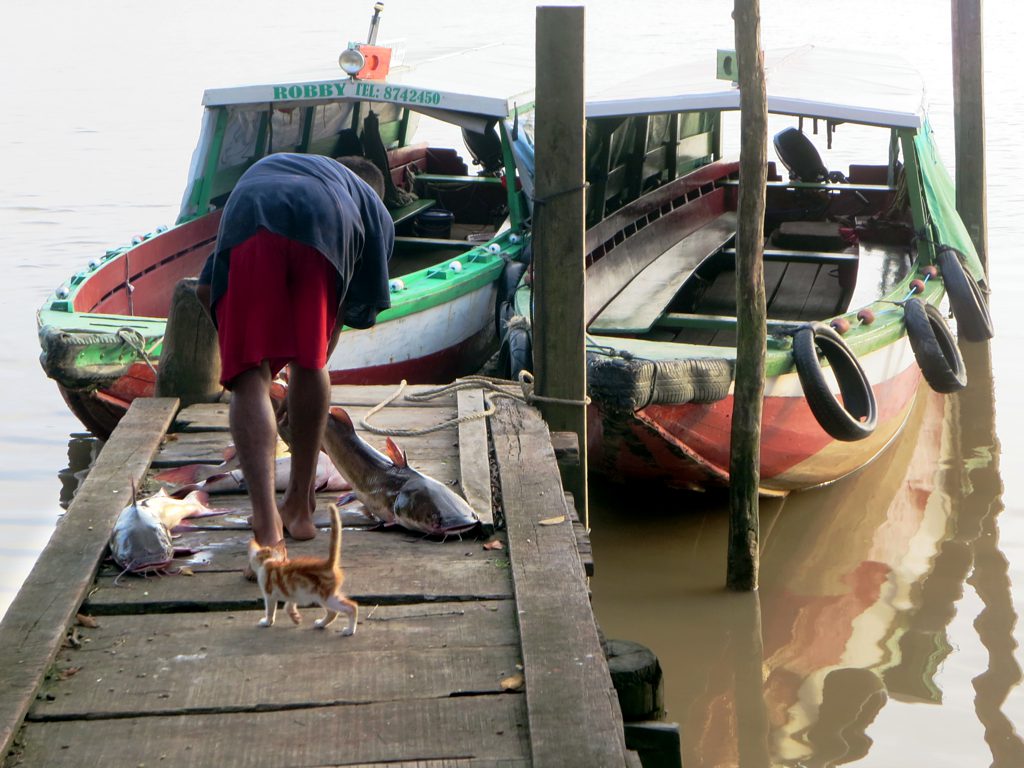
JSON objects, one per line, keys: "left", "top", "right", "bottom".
{"left": 498, "top": 323, "right": 532, "bottom": 381}
{"left": 792, "top": 323, "right": 877, "bottom": 441}
{"left": 494, "top": 260, "right": 528, "bottom": 338}
{"left": 903, "top": 298, "right": 967, "bottom": 393}
{"left": 936, "top": 245, "right": 993, "bottom": 342}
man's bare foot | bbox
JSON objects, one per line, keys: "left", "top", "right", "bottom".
{"left": 279, "top": 497, "right": 317, "bottom": 540}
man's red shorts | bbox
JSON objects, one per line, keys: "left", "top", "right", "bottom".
{"left": 215, "top": 228, "right": 338, "bottom": 387}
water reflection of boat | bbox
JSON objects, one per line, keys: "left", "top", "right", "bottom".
{"left": 756, "top": 386, "right": 949, "bottom": 764}
{"left": 666, "top": 384, "right": 954, "bottom": 766}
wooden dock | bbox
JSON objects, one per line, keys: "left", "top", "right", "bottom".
{"left": 1, "top": 385, "right": 639, "bottom": 767}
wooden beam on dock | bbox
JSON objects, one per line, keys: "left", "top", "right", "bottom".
{"left": 0, "top": 397, "right": 178, "bottom": 757}
{"left": 457, "top": 385, "right": 494, "bottom": 533}
{"left": 532, "top": 4, "right": 589, "bottom": 529}
{"left": 490, "top": 398, "right": 633, "bottom": 767}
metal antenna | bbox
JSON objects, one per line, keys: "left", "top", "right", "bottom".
{"left": 367, "top": 3, "right": 384, "bottom": 45}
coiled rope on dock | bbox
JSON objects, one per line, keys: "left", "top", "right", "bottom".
{"left": 358, "top": 371, "right": 591, "bottom": 437}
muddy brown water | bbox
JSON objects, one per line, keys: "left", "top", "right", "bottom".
{"left": 2, "top": 1, "right": 1022, "bottom": 764}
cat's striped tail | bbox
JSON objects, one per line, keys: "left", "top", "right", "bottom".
{"left": 326, "top": 503, "right": 342, "bottom": 571}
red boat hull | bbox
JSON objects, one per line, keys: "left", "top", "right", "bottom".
{"left": 60, "top": 323, "right": 496, "bottom": 439}
{"left": 589, "top": 351, "right": 923, "bottom": 493}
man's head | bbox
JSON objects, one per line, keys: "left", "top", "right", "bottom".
{"left": 336, "top": 155, "right": 386, "bottom": 200}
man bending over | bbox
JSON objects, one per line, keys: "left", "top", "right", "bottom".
{"left": 197, "top": 153, "right": 394, "bottom": 547}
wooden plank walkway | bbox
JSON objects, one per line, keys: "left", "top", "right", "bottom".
{"left": 1, "top": 384, "right": 636, "bottom": 767}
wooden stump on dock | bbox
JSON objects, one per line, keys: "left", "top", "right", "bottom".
{"left": 155, "top": 278, "right": 222, "bottom": 405}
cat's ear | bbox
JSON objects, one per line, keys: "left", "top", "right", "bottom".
{"left": 270, "top": 540, "right": 288, "bottom": 557}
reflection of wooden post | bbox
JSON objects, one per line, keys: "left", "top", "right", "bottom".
{"left": 727, "top": 0, "right": 768, "bottom": 591}
{"left": 732, "top": 591, "right": 771, "bottom": 768}
{"left": 952, "top": 0, "right": 988, "bottom": 275}
{"left": 155, "top": 278, "right": 222, "bottom": 405}
{"left": 533, "top": 5, "right": 588, "bottom": 527}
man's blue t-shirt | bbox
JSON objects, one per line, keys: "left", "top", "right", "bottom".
{"left": 199, "top": 153, "right": 394, "bottom": 329}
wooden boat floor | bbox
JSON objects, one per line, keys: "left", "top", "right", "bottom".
{"left": 663, "top": 239, "right": 910, "bottom": 347}
{"left": 589, "top": 212, "right": 737, "bottom": 335}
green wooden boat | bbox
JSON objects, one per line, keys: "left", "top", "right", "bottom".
{"left": 37, "top": 30, "right": 536, "bottom": 438}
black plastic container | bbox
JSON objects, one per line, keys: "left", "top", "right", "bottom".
{"left": 413, "top": 209, "right": 454, "bottom": 239}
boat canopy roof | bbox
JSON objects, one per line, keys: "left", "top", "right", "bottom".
{"left": 202, "top": 43, "right": 535, "bottom": 123}
{"left": 586, "top": 46, "right": 927, "bottom": 130}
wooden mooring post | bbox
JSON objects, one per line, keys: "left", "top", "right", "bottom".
{"left": 532, "top": 5, "right": 589, "bottom": 528}
{"left": 727, "top": 0, "right": 769, "bottom": 591}
{"left": 952, "top": 0, "right": 988, "bottom": 275}
{"left": 155, "top": 277, "right": 222, "bottom": 405}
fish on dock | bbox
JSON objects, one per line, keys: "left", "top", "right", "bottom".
{"left": 322, "top": 406, "right": 481, "bottom": 537}
{"left": 154, "top": 449, "right": 350, "bottom": 496}
{"left": 109, "top": 486, "right": 226, "bottom": 577}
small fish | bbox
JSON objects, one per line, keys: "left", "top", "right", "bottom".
{"left": 109, "top": 485, "right": 225, "bottom": 577}
{"left": 155, "top": 450, "right": 349, "bottom": 497}
{"left": 322, "top": 406, "right": 481, "bottom": 537}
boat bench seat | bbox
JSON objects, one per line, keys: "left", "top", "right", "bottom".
{"left": 414, "top": 173, "right": 503, "bottom": 186}
{"left": 721, "top": 248, "right": 859, "bottom": 265}
{"left": 393, "top": 235, "right": 473, "bottom": 251}
{"left": 389, "top": 198, "right": 437, "bottom": 226}
{"left": 589, "top": 212, "right": 737, "bottom": 335}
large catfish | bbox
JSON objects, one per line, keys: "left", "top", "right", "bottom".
{"left": 322, "top": 407, "right": 481, "bottom": 536}
{"left": 109, "top": 486, "right": 226, "bottom": 577}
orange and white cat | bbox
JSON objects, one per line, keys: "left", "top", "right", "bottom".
{"left": 247, "top": 504, "right": 358, "bottom": 636}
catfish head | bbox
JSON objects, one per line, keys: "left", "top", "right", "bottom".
{"left": 323, "top": 407, "right": 481, "bottom": 536}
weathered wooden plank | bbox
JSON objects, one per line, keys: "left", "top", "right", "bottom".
{"left": 151, "top": 447, "right": 461, "bottom": 487}
{"left": 174, "top": 401, "right": 231, "bottom": 431}
{"left": 176, "top": 390, "right": 458, "bottom": 431}
{"left": 66, "top": 602, "right": 517, "bottom": 660}
{"left": 457, "top": 387, "right": 494, "bottom": 532}
{"left": 490, "top": 398, "right": 630, "bottom": 766}
{"left": 0, "top": 398, "right": 179, "bottom": 757}
{"left": 550, "top": 431, "right": 580, "bottom": 467}
{"left": 343, "top": 761, "right": 530, "bottom": 768}
{"left": 564, "top": 492, "right": 594, "bottom": 578}
{"left": 14, "top": 696, "right": 529, "bottom": 767}
{"left": 152, "top": 427, "right": 460, "bottom": 469}
{"left": 154, "top": 498, "right": 382, "bottom": 530}
{"left": 31, "top": 645, "right": 522, "bottom": 719}
{"left": 123, "top": 527, "right": 502, "bottom": 571}
{"left": 85, "top": 558, "right": 513, "bottom": 613}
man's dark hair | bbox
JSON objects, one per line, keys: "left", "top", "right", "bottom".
{"left": 336, "top": 155, "right": 386, "bottom": 200}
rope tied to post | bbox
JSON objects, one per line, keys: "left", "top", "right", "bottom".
{"left": 531, "top": 181, "right": 590, "bottom": 208}
{"left": 358, "top": 372, "right": 591, "bottom": 437}
{"left": 116, "top": 328, "right": 162, "bottom": 375}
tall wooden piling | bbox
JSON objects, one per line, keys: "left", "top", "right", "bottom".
{"left": 952, "top": 0, "right": 988, "bottom": 274}
{"left": 532, "top": 5, "right": 589, "bottom": 527}
{"left": 727, "top": 0, "right": 769, "bottom": 591}
{"left": 155, "top": 277, "right": 222, "bottom": 404}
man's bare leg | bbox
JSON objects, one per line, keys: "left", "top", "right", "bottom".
{"left": 278, "top": 362, "right": 329, "bottom": 540}
{"left": 229, "top": 362, "right": 283, "bottom": 546}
